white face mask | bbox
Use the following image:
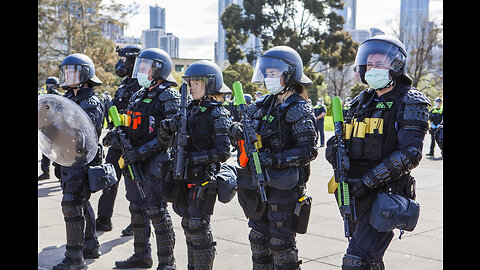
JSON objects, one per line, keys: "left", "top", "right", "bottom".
{"left": 137, "top": 73, "right": 153, "bottom": 88}
{"left": 264, "top": 77, "right": 284, "bottom": 95}
{"left": 364, "top": 68, "right": 392, "bottom": 90}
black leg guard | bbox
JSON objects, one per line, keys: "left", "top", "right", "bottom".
{"left": 129, "top": 204, "right": 151, "bottom": 257}
{"left": 342, "top": 254, "right": 369, "bottom": 270}
{"left": 181, "top": 218, "right": 195, "bottom": 269}
{"left": 61, "top": 194, "right": 85, "bottom": 260}
{"left": 182, "top": 218, "right": 216, "bottom": 270}
{"left": 248, "top": 229, "right": 273, "bottom": 270}
{"left": 148, "top": 206, "right": 176, "bottom": 269}
{"left": 270, "top": 237, "right": 302, "bottom": 270}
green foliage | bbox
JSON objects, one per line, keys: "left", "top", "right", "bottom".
{"left": 220, "top": 0, "right": 358, "bottom": 96}
{"left": 222, "top": 63, "right": 261, "bottom": 96}
{"left": 38, "top": 0, "right": 138, "bottom": 94}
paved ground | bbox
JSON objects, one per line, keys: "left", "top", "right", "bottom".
{"left": 38, "top": 130, "right": 443, "bottom": 269}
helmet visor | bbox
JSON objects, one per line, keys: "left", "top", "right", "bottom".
{"left": 59, "top": 64, "right": 89, "bottom": 87}
{"left": 353, "top": 40, "right": 406, "bottom": 73}
{"left": 132, "top": 57, "right": 164, "bottom": 79}
{"left": 251, "top": 56, "right": 295, "bottom": 84}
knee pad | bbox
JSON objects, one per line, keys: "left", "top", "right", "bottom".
{"left": 342, "top": 254, "right": 368, "bottom": 270}
{"left": 249, "top": 229, "right": 272, "bottom": 268}
{"left": 270, "top": 237, "right": 301, "bottom": 270}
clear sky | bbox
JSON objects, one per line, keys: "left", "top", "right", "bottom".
{"left": 110, "top": 0, "right": 443, "bottom": 60}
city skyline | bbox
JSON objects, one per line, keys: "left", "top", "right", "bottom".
{"left": 109, "top": 0, "right": 442, "bottom": 60}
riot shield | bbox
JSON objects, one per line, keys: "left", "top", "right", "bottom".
{"left": 38, "top": 94, "right": 98, "bottom": 167}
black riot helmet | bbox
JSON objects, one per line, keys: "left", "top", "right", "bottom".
{"left": 353, "top": 35, "right": 412, "bottom": 85}
{"left": 252, "top": 46, "right": 312, "bottom": 95}
{"left": 182, "top": 60, "right": 232, "bottom": 99}
{"left": 45, "top": 76, "right": 60, "bottom": 88}
{"left": 115, "top": 44, "right": 143, "bottom": 77}
{"left": 131, "top": 48, "right": 177, "bottom": 87}
{"left": 59, "top": 53, "right": 103, "bottom": 90}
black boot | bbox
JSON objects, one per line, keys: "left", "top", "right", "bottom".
{"left": 342, "top": 254, "right": 369, "bottom": 270}
{"left": 122, "top": 223, "right": 134, "bottom": 236}
{"left": 52, "top": 257, "right": 86, "bottom": 270}
{"left": 115, "top": 254, "right": 153, "bottom": 268}
{"left": 38, "top": 172, "right": 50, "bottom": 181}
{"left": 96, "top": 216, "right": 112, "bottom": 231}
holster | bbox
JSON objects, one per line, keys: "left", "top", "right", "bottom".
{"left": 293, "top": 195, "right": 312, "bottom": 234}
{"left": 191, "top": 180, "right": 217, "bottom": 215}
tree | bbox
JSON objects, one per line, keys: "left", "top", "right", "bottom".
{"left": 220, "top": 0, "right": 358, "bottom": 102}
{"left": 222, "top": 63, "right": 261, "bottom": 96}
{"left": 38, "top": 0, "right": 138, "bottom": 93}
{"left": 220, "top": 0, "right": 357, "bottom": 69}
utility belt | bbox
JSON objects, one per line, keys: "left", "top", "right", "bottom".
{"left": 344, "top": 117, "right": 386, "bottom": 161}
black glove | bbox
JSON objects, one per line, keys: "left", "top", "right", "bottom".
{"left": 227, "top": 122, "right": 244, "bottom": 140}
{"left": 325, "top": 135, "right": 338, "bottom": 166}
{"left": 259, "top": 151, "right": 276, "bottom": 169}
{"left": 344, "top": 178, "right": 368, "bottom": 199}
{"left": 122, "top": 147, "right": 142, "bottom": 165}
{"left": 102, "top": 131, "right": 121, "bottom": 149}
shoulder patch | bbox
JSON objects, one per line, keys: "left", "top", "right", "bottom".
{"left": 285, "top": 101, "right": 313, "bottom": 123}
{"left": 158, "top": 88, "right": 180, "bottom": 101}
{"left": 402, "top": 89, "right": 431, "bottom": 106}
{"left": 211, "top": 105, "right": 230, "bottom": 118}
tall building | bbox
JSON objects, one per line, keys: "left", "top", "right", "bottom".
{"left": 399, "top": 0, "right": 430, "bottom": 50}
{"left": 141, "top": 5, "right": 179, "bottom": 58}
{"left": 150, "top": 5, "right": 166, "bottom": 29}
{"left": 335, "top": 0, "right": 357, "bottom": 30}
{"left": 217, "top": 0, "right": 261, "bottom": 69}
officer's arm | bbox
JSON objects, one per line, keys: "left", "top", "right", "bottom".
{"left": 271, "top": 102, "right": 318, "bottom": 169}
{"left": 361, "top": 90, "right": 431, "bottom": 190}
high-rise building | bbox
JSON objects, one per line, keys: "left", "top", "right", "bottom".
{"left": 217, "top": 0, "right": 261, "bottom": 69}
{"left": 160, "top": 33, "right": 179, "bottom": 58}
{"left": 335, "top": 0, "right": 357, "bottom": 31}
{"left": 150, "top": 5, "right": 166, "bottom": 30}
{"left": 399, "top": 0, "right": 430, "bottom": 50}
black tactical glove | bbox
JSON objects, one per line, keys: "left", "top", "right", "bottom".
{"left": 345, "top": 178, "right": 368, "bottom": 199}
{"left": 122, "top": 147, "right": 142, "bottom": 165}
{"left": 227, "top": 122, "right": 244, "bottom": 140}
{"left": 259, "top": 151, "right": 276, "bottom": 169}
{"left": 102, "top": 130, "right": 121, "bottom": 149}
{"left": 325, "top": 135, "right": 338, "bottom": 166}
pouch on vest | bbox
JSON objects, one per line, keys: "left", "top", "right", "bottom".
{"left": 216, "top": 163, "right": 237, "bottom": 203}
{"left": 350, "top": 120, "right": 366, "bottom": 159}
{"left": 369, "top": 192, "right": 420, "bottom": 235}
{"left": 87, "top": 163, "right": 118, "bottom": 193}
{"left": 265, "top": 167, "right": 299, "bottom": 190}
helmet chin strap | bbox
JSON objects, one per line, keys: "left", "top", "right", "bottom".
{"left": 374, "top": 79, "right": 395, "bottom": 92}
{"left": 275, "top": 85, "right": 289, "bottom": 96}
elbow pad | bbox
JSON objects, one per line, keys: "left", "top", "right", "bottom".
{"left": 362, "top": 146, "right": 422, "bottom": 190}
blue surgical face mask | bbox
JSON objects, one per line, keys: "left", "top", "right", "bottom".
{"left": 264, "top": 77, "right": 284, "bottom": 95}
{"left": 137, "top": 73, "right": 152, "bottom": 88}
{"left": 364, "top": 68, "right": 392, "bottom": 90}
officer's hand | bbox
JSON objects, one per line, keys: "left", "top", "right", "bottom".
{"left": 325, "top": 136, "right": 338, "bottom": 166}
{"left": 259, "top": 151, "right": 275, "bottom": 168}
{"left": 102, "top": 131, "right": 121, "bottom": 149}
{"left": 227, "top": 122, "right": 244, "bottom": 140}
{"left": 122, "top": 147, "right": 142, "bottom": 165}
{"left": 345, "top": 178, "right": 368, "bottom": 199}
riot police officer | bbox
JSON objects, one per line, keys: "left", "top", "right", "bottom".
{"left": 326, "top": 35, "right": 430, "bottom": 269}
{"left": 114, "top": 48, "right": 179, "bottom": 270}
{"left": 53, "top": 53, "right": 105, "bottom": 270}
{"left": 229, "top": 46, "right": 318, "bottom": 270}
{"left": 97, "top": 44, "right": 143, "bottom": 233}
{"left": 38, "top": 76, "right": 61, "bottom": 181}
{"left": 426, "top": 97, "right": 443, "bottom": 158}
{"left": 159, "top": 60, "right": 233, "bottom": 270}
